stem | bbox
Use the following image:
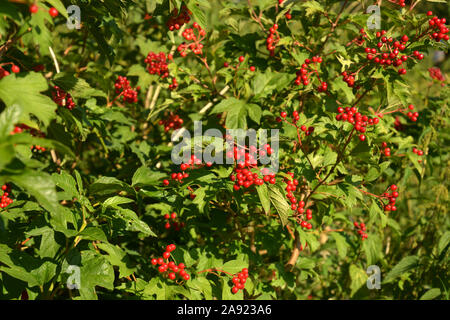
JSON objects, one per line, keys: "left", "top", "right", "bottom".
{"left": 305, "top": 127, "right": 355, "bottom": 204}
{"left": 198, "top": 268, "right": 234, "bottom": 277}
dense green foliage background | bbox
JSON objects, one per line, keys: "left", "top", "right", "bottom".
{"left": 0, "top": 0, "right": 448, "bottom": 300}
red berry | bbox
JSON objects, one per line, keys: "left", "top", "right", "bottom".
{"left": 239, "top": 56, "right": 245, "bottom": 63}
{"left": 29, "top": 4, "right": 38, "bottom": 14}
{"left": 49, "top": 7, "right": 59, "bottom": 17}
{"left": 11, "top": 65, "right": 20, "bottom": 73}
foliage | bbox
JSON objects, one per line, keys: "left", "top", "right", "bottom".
{"left": 0, "top": 0, "right": 448, "bottom": 300}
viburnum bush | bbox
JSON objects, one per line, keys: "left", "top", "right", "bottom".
{"left": 0, "top": 0, "right": 448, "bottom": 300}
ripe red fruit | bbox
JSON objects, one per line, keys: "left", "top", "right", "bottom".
{"left": 29, "top": 4, "right": 38, "bottom": 14}
{"left": 183, "top": 274, "right": 190, "bottom": 281}
{"left": 231, "top": 286, "right": 239, "bottom": 294}
{"left": 168, "top": 272, "right": 176, "bottom": 280}
{"left": 359, "top": 134, "right": 366, "bottom": 141}
{"left": 49, "top": 7, "right": 59, "bottom": 17}
{"left": 250, "top": 66, "right": 256, "bottom": 72}
{"left": 163, "top": 251, "right": 170, "bottom": 259}
{"left": 239, "top": 56, "right": 245, "bottom": 63}
{"left": 390, "top": 184, "right": 397, "bottom": 191}
{"left": 11, "top": 65, "right": 20, "bottom": 73}
{"left": 163, "top": 179, "right": 169, "bottom": 186}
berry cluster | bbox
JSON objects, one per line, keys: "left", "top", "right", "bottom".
{"left": 294, "top": 56, "right": 327, "bottom": 92}
{"left": 29, "top": 4, "right": 58, "bottom": 17}
{"left": 169, "top": 77, "right": 178, "bottom": 90}
{"left": 280, "top": 172, "right": 313, "bottom": 229}
{"left": 341, "top": 71, "right": 356, "bottom": 88}
{"left": 114, "top": 76, "right": 138, "bottom": 104}
{"left": 335, "top": 106, "right": 380, "bottom": 141}
{"left": 231, "top": 268, "right": 249, "bottom": 294}
{"left": 144, "top": 52, "right": 169, "bottom": 78}
{"left": 412, "top": 148, "right": 424, "bottom": 156}
{"left": 228, "top": 144, "right": 276, "bottom": 191}
{"left": 266, "top": 24, "right": 280, "bottom": 56}
{"left": 164, "top": 212, "right": 185, "bottom": 230}
{"left": 178, "top": 22, "right": 206, "bottom": 57}
{"left": 230, "top": 167, "right": 267, "bottom": 190}
{"left": 158, "top": 113, "right": 184, "bottom": 132}
{"left": 151, "top": 244, "right": 191, "bottom": 281}
{"left": 405, "top": 104, "right": 419, "bottom": 122}
{"left": 364, "top": 31, "right": 419, "bottom": 76}
{"left": 388, "top": 0, "right": 405, "bottom": 7}
{"left": 52, "top": 86, "right": 76, "bottom": 110}
{"left": 427, "top": 14, "right": 449, "bottom": 42}
{"left": 164, "top": 154, "right": 211, "bottom": 186}
{"left": 353, "top": 221, "right": 368, "bottom": 240}
{"left": 166, "top": 5, "right": 191, "bottom": 31}
{"left": 0, "top": 184, "right": 13, "bottom": 210}
{"left": 382, "top": 184, "right": 399, "bottom": 212}
{"left": 429, "top": 67, "right": 445, "bottom": 86}
{"left": 0, "top": 63, "right": 20, "bottom": 79}
{"left": 381, "top": 142, "right": 391, "bottom": 157}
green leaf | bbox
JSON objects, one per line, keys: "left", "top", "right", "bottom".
{"left": 256, "top": 183, "right": 271, "bottom": 214}
{"left": 268, "top": 184, "right": 290, "bottom": 226}
{"left": 187, "top": 0, "right": 208, "bottom": 30}
{"left": 89, "top": 177, "right": 134, "bottom": 196}
{"left": 96, "top": 243, "right": 136, "bottom": 278}
{"left": 365, "top": 167, "right": 380, "bottom": 182}
{"left": 420, "top": 288, "right": 441, "bottom": 300}
{"left": 246, "top": 104, "right": 262, "bottom": 124}
{"left": 79, "top": 227, "right": 108, "bottom": 242}
{"left": 52, "top": 171, "right": 79, "bottom": 200}
{"left": 4, "top": 170, "right": 58, "bottom": 213}
{"left": 0, "top": 73, "right": 56, "bottom": 127}
{"left": 222, "top": 257, "right": 248, "bottom": 274}
{"left": 103, "top": 196, "right": 134, "bottom": 209}
{"left": 77, "top": 250, "right": 115, "bottom": 299}
{"left": 362, "top": 234, "right": 382, "bottom": 265}
{"left": 132, "top": 166, "right": 166, "bottom": 187}
{"left": 114, "top": 208, "right": 157, "bottom": 237}
{"left": 330, "top": 232, "right": 348, "bottom": 259}
{"left": 438, "top": 231, "right": 450, "bottom": 256}
{"left": 383, "top": 256, "right": 419, "bottom": 283}
{"left": 53, "top": 73, "right": 106, "bottom": 99}
{"left": 349, "top": 264, "right": 367, "bottom": 297}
